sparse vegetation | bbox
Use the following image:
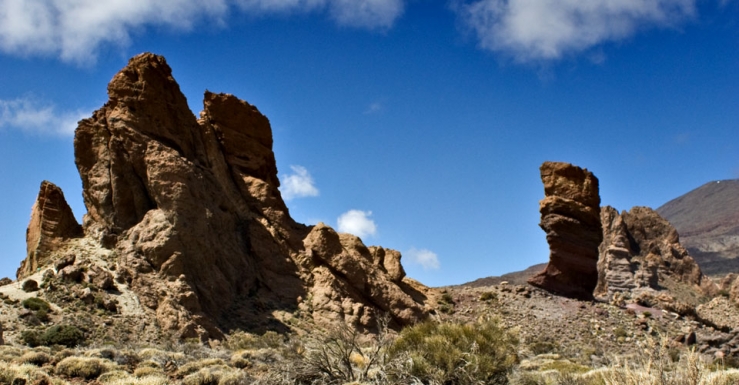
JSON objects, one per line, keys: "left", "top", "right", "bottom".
{"left": 389, "top": 318, "right": 519, "bottom": 384}
{"left": 22, "top": 324, "right": 86, "bottom": 347}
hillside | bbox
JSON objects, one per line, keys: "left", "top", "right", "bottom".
{"left": 657, "top": 179, "right": 739, "bottom": 276}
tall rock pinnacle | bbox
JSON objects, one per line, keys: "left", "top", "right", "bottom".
{"left": 528, "top": 161, "right": 603, "bottom": 299}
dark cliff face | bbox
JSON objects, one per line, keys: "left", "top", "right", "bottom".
{"left": 528, "top": 161, "right": 603, "bottom": 300}
{"left": 20, "top": 53, "right": 433, "bottom": 340}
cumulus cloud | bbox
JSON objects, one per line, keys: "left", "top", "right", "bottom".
{"left": 280, "top": 165, "right": 319, "bottom": 200}
{"left": 0, "top": 97, "right": 87, "bottom": 136}
{"left": 406, "top": 247, "right": 440, "bottom": 270}
{"left": 337, "top": 209, "right": 377, "bottom": 238}
{"left": 457, "top": 0, "right": 696, "bottom": 61}
{"left": 0, "top": 0, "right": 403, "bottom": 63}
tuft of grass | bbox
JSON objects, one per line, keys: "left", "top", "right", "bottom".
{"left": 55, "top": 356, "right": 117, "bottom": 380}
{"left": 389, "top": 318, "right": 519, "bottom": 385}
{"left": 17, "top": 351, "right": 53, "bottom": 366}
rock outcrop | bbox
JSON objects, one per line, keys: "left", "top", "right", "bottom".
{"left": 19, "top": 181, "right": 82, "bottom": 279}
{"left": 595, "top": 206, "right": 710, "bottom": 299}
{"left": 19, "top": 53, "right": 433, "bottom": 340}
{"left": 530, "top": 161, "right": 713, "bottom": 302}
{"left": 528, "top": 162, "right": 603, "bottom": 299}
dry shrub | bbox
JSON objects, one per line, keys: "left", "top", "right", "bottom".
{"left": 230, "top": 350, "right": 251, "bottom": 369}
{"left": 175, "top": 358, "right": 227, "bottom": 377}
{"left": 225, "top": 330, "right": 284, "bottom": 351}
{"left": 0, "top": 346, "right": 24, "bottom": 363}
{"left": 55, "top": 356, "right": 117, "bottom": 379}
{"left": 0, "top": 361, "right": 56, "bottom": 384}
{"left": 299, "top": 315, "right": 393, "bottom": 384}
{"left": 134, "top": 366, "right": 164, "bottom": 378}
{"left": 182, "top": 366, "right": 248, "bottom": 385}
{"left": 17, "top": 350, "right": 53, "bottom": 366}
{"left": 389, "top": 318, "right": 519, "bottom": 385}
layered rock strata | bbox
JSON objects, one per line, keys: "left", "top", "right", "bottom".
{"left": 20, "top": 53, "right": 433, "bottom": 340}
{"left": 595, "top": 206, "right": 709, "bottom": 299}
{"left": 19, "top": 181, "right": 82, "bottom": 278}
{"left": 528, "top": 162, "right": 603, "bottom": 299}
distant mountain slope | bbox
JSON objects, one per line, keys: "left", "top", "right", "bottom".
{"left": 657, "top": 179, "right": 739, "bottom": 277}
{"left": 458, "top": 263, "right": 547, "bottom": 288}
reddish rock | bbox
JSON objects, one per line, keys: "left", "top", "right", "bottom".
{"left": 528, "top": 162, "right": 602, "bottom": 299}
{"left": 40, "top": 52, "right": 434, "bottom": 338}
{"left": 19, "top": 181, "right": 82, "bottom": 279}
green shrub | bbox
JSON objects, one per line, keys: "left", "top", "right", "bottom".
{"left": 22, "top": 325, "right": 85, "bottom": 347}
{"left": 389, "top": 318, "right": 518, "bottom": 384}
{"left": 41, "top": 325, "right": 85, "bottom": 347}
{"left": 22, "top": 297, "right": 50, "bottom": 312}
{"left": 480, "top": 291, "right": 498, "bottom": 301}
{"left": 21, "top": 330, "right": 42, "bottom": 347}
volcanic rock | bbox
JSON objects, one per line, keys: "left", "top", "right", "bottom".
{"left": 595, "top": 206, "right": 712, "bottom": 300}
{"left": 528, "top": 162, "right": 603, "bottom": 299}
{"left": 18, "top": 181, "right": 82, "bottom": 279}
{"left": 20, "top": 53, "right": 432, "bottom": 340}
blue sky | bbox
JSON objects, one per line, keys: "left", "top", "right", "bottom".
{"left": 0, "top": 0, "right": 737, "bottom": 287}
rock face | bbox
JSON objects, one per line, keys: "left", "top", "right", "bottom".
{"left": 21, "top": 53, "right": 433, "bottom": 340}
{"left": 595, "top": 206, "right": 709, "bottom": 299}
{"left": 19, "top": 181, "right": 82, "bottom": 279}
{"left": 528, "top": 162, "right": 603, "bottom": 299}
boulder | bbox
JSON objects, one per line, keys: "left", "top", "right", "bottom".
{"left": 19, "top": 181, "right": 82, "bottom": 279}
{"left": 528, "top": 162, "right": 602, "bottom": 299}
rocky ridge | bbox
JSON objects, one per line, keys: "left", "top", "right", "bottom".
{"left": 13, "top": 53, "right": 435, "bottom": 342}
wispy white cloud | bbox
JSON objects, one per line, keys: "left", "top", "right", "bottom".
{"left": 457, "top": 0, "right": 696, "bottom": 62}
{"left": 406, "top": 247, "right": 440, "bottom": 270}
{"left": 337, "top": 209, "right": 377, "bottom": 238}
{"left": 0, "top": 97, "right": 86, "bottom": 136}
{"left": 280, "top": 165, "right": 320, "bottom": 200}
{"left": 0, "top": 0, "right": 404, "bottom": 63}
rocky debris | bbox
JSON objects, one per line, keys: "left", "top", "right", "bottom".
{"left": 18, "top": 53, "right": 432, "bottom": 341}
{"left": 696, "top": 296, "right": 739, "bottom": 332}
{"left": 528, "top": 162, "right": 602, "bottom": 299}
{"left": 58, "top": 265, "right": 84, "bottom": 283}
{"left": 595, "top": 206, "right": 711, "bottom": 299}
{"left": 695, "top": 328, "right": 739, "bottom": 359}
{"left": 54, "top": 255, "right": 76, "bottom": 271}
{"left": 18, "top": 181, "right": 82, "bottom": 279}
{"left": 0, "top": 278, "right": 11, "bottom": 287}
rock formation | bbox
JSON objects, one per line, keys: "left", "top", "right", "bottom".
{"left": 19, "top": 181, "right": 82, "bottom": 279}
{"left": 528, "top": 162, "right": 603, "bottom": 299}
{"left": 19, "top": 53, "right": 433, "bottom": 340}
{"left": 595, "top": 206, "right": 710, "bottom": 299}
{"left": 530, "top": 161, "right": 713, "bottom": 301}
